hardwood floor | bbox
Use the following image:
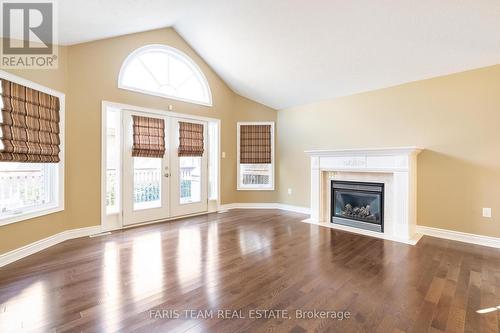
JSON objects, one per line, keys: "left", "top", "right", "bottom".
{"left": 1, "top": 209, "right": 500, "bottom": 332}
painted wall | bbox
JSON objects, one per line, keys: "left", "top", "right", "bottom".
{"left": 0, "top": 28, "right": 277, "bottom": 254}
{"left": 277, "top": 65, "right": 500, "bottom": 237}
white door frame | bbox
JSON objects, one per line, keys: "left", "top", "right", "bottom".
{"left": 100, "top": 100, "right": 221, "bottom": 231}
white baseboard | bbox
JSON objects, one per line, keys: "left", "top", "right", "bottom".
{"left": 219, "top": 204, "right": 500, "bottom": 249}
{"left": 218, "top": 203, "right": 310, "bottom": 214}
{"left": 277, "top": 204, "right": 311, "bottom": 214}
{"left": 3, "top": 210, "right": 498, "bottom": 269}
{"left": 417, "top": 226, "right": 500, "bottom": 249}
{"left": 0, "top": 225, "right": 101, "bottom": 268}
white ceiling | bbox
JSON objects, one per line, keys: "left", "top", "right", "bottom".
{"left": 47, "top": 1, "right": 500, "bottom": 108}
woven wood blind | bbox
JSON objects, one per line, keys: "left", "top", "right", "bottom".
{"left": 0, "top": 80, "right": 61, "bottom": 163}
{"left": 239, "top": 124, "right": 272, "bottom": 164}
{"left": 178, "top": 121, "right": 204, "bottom": 157}
{"left": 132, "top": 115, "right": 166, "bottom": 158}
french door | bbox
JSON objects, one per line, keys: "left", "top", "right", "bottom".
{"left": 122, "top": 110, "right": 170, "bottom": 225}
{"left": 169, "top": 117, "right": 208, "bottom": 217}
{"left": 122, "top": 111, "right": 208, "bottom": 226}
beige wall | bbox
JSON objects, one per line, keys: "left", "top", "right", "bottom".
{"left": 278, "top": 65, "right": 500, "bottom": 237}
{"left": 0, "top": 28, "right": 277, "bottom": 254}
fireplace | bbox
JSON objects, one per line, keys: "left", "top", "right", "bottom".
{"left": 331, "top": 181, "right": 384, "bottom": 232}
{"left": 306, "top": 148, "right": 422, "bottom": 244}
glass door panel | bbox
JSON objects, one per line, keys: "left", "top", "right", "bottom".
{"left": 170, "top": 117, "right": 208, "bottom": 217}
{"left": 179, "top": 156, "right": 201, "bottom": 204}
{"left": 133, "top": 157, "right": 162, "bottom": 210}
{"left": 122, "top": 110, "right": 169, "bottom": 226}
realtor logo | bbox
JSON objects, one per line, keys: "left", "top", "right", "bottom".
{"left": 1, "top": 0, "right": 58, "bottom": 68}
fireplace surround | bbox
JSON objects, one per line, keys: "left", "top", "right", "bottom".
{"left": 331, "top": 181, "right": 384, "bottom": 232}
{"left": 305, "top": 147, "right": 423, "bottom": 245}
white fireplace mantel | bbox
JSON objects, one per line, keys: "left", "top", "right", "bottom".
{"left": 305, "top": 147, "right": 423, "bottom": 245}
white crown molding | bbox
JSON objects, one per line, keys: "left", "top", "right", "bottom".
{"left": 0, "top": 226, "right": 102, "bottom": 268}
{"left": 417, "top": 226, "right": 500, "bottom": 249}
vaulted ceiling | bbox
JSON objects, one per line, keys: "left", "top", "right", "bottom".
{"left": 38, "top": 1, "right": 500, "bottom": 108}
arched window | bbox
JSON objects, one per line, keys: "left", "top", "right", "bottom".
{"left": 118, "top": 45, "right": 212, "bottom": 106}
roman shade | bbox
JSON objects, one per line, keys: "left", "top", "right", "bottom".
{"left": 178, "top": 121, "right": 204, "bottom": 157}
{"left": 0, "top": 79, "right": 61, "bottom": 163}
{"left": 132, "top": 115, "right": 165, "bottom": 158}
{"left": 239, "top": 124, "right": 272, "bottom": 164}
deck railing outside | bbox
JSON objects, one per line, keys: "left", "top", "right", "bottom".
{"left": 106, "top": 167, "right": 199, "bottom": 208}
{"left": 133, "top": 168, "right": 161, "bottom": 204}
{"left": 106, "top": 169, "right": 118, "bottom": 208}
{"left": 241, "top": 164, "right": 271, "bottom": 185}
{"left": 0, "top": 170, "right": 46, "bottom": 214}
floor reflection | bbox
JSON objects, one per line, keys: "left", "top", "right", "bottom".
{"left": 176, "top": 227, "right": 202, "bottom": 292}
{"left": 101, "top": 241, "right": 122, "bottom": 333}
{"left": 238, "top": 228, "right": 271, "bottom": 257}
{"left": 204, "top": 223, "right": 219, "bottom": 307}
{"left": 0, "top": 281, "right": 47, "bottom": 331}
{"left": 131, "top": 232, "right": 164, "bottom": 300}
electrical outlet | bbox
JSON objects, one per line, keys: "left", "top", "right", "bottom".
{"left": 483, "top": 208, "right": 492, "bottom": 218}
{"left": 222, "top": 152, "right": 226, "bottom": 158}
{"left": 287, "top": 188, "right": 292, "bottom": 195}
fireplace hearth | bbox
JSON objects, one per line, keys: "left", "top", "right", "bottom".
{"left": 331, "top": 181, "right": 384, "bottom": 232}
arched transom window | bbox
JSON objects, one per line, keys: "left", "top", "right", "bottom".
{"left": 118, "top": 45, "right": 212, "bottom": 106}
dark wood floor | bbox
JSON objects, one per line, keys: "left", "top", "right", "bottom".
{"left": 1, "top": 209, "right": 500, "bottom": 332}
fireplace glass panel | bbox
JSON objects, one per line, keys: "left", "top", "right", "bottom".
{"left": 333, "top": 190, "right": 382, "bottom": 225}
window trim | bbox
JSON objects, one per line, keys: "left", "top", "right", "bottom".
{"left": 118, "top": 44, "right": 213, "bottom": 107}
{"left": 208, "top": 122, "right": 218, "bottom": 200}
{"left": 236, "top": 121, "right": 275, "bottom": 191}
{"left": 104, "top": 107, "right": 121, "bottom": 216}
{"left": 0, "top": 70, "right": 65, "bottom": 227}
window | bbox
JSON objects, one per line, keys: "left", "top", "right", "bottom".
{"left": 105, "top": 107, "right": 120, "bottom": 214}
{"left": 177, "top": 121, "right": 204, "bottom": 204}
{"left": 133, "top": 157, "right": 162, "bottom": 210}
{"left": 0, "top": 163, "right": 59, "bottom": 217}
{"left": 118, "top": 44, "right": 212, "bottom": 106}
{"left": 237, "top": 122, "right": 275, "bottom": 190}
{"left": 0, "top": 74, "right": 64, "bottom": 226}
{"left": 208, "top": 121, "right": 218, "bottom": 200}
{"left": 179, "top": 156, "right": 201, "bottom": 204}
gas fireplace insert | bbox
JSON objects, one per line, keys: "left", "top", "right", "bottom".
{"left": 331, "top": 180, "right": 384, "bottom": 232}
